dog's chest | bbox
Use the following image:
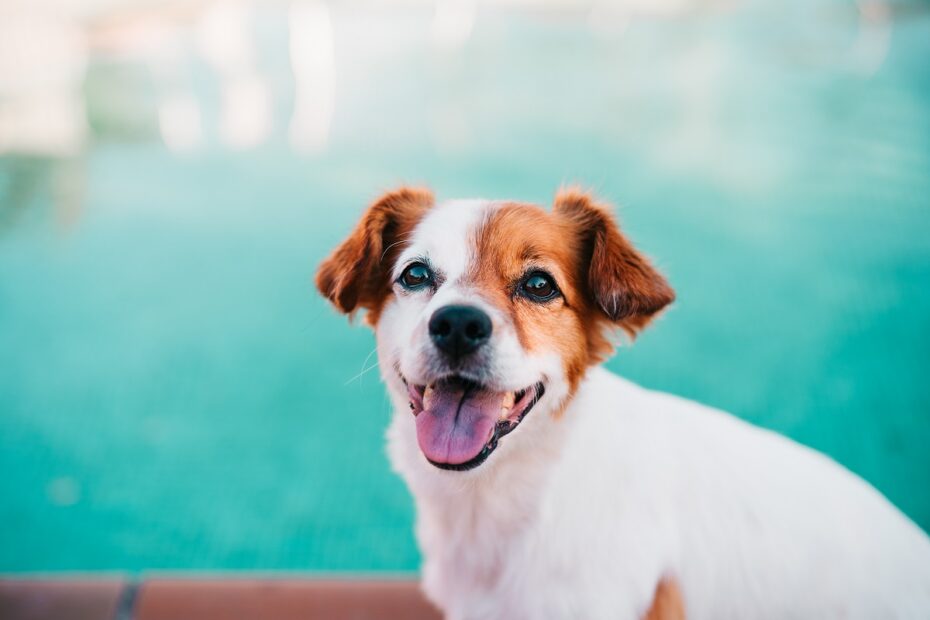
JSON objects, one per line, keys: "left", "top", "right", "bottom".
{"left": 417, "top": 480, "right": 552, "bottom": 618}
{"left": 417, "top": 500, "right": 552, "bottom": 619}
{"left": 412, "top": 475, "right": 664, "bottom": 620}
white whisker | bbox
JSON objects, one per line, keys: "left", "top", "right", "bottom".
{"left": 344, "top": 346, "right": 380, "bottom": 386}
{"left": 380, "top": 232, "right": 416, "bottom": 263}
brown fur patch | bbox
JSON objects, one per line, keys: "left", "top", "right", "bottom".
{"left": 642, "top": 579, "right": 686, "bottom": 620}
{"left": 468, "top": 202, "right": 593, "bottom": 391}
{"left": 553, "top": 188, "right": 675, "bottom": 331}
{"left": 315, "top": 187, "right": 433, "bottom": 324}
{"left": 553, "top": 188, "right": 675, "bottom": 376}
{"left": 467, "top": 190, "right": 674, "bottom": 392}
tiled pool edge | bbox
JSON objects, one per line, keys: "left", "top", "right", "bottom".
{"left": 0, "top": 577, "right": 442, "bottom": 620}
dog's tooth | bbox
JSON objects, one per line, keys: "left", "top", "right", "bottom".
{"left": 502, "top": 392, "right": 515, "bottom": 409}
{"left": 500, "top": 407, "right": 510, "bottom": 420}
{"left": 424, "top": 385, "right": 434, "bottom": 401}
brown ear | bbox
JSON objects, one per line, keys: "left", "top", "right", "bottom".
{"left": 554, "top": 188, "right": 674, "bottom": 333}
{"left": 315, "top": 187, "right": 433, "bottom": 320}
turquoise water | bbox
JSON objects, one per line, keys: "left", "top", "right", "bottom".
{"left": 1, "top": 2, "right": 929, "bottom": 571}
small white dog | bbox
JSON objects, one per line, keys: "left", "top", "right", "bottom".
{"left": 316, "top": 187, "right": 930, "bottom": 619}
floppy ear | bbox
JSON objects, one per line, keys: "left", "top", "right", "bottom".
{"left": 554, "top": 188, "right": 674, "bottom": 333}
{"left": 316, "top": 187, "right": 433, "bottom": 319}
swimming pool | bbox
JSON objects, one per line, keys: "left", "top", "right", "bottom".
{"left": 1, "top": 0, "right": 928, "bottom": 571}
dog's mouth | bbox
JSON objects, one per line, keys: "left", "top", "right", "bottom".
{"left": 404, "top": 375, "right": 545, "bottom": 472}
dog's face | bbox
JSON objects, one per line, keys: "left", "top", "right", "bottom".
{"left": 317, "top": 188, "right": 673, "bottom": 472}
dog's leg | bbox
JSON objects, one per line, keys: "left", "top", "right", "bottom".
{"left": 642, "top": 578, "right": 685, "bottom": 620}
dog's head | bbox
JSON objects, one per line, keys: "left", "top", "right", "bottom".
{"left": 317, "top": 187, "right": 674, "bottom": 472}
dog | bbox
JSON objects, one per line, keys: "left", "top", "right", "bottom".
{"left": 316, "top": 187, "right": 930, "bottom": 619}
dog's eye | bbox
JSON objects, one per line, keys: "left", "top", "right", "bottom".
{"left": 399, "top": 263, "right": 432, "bottom": 289}
{"left": 520, "top": 272, "right": 559, "bottom": 302}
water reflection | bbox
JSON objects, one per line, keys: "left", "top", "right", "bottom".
{"left": 0, "top": 0, "right": 917, "bottom": 232}
{"left": 852, "top": 0, "right": 891, "bottom": 76}
{"left": 0, "top": 156, "right": 85, "bottom": 233}
{"left": 289, "top": 1, "right": 336, "bottom": 154}
{"left": 200, "top": 1, "right": 274, "bottom": 149}
{"left": 0, "top": 10, "right": 88, "bottom": 156}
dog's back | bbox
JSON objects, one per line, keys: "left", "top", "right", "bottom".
{"left": 544, "top": 367, "right": 930, "bottom": 618}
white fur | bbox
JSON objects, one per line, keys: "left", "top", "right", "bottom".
{"left": 370, "top": 200, "right": 930, "bottom": 619}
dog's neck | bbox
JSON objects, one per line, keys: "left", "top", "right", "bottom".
{"left": 415, "top": 430, "right": 564, "bottom": 534}
{"left": 387, "top": 370, "right": 597, "bottom": 557}
{"left": 384, "top": 370, "right": 602, "bottom": 609}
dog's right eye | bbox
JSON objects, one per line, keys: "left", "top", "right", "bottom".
{"left": 399, "top": 263, "right": 433, "bottom": 290}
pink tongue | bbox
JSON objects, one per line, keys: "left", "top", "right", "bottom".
{"left": 416, "top": 383, "right": 503, "bottom": 465}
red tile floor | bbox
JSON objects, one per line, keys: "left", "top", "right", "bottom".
{"left": 0, "top": 578, "right": 442, "bottom": 619}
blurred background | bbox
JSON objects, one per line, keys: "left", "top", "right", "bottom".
{"left": 0, "top": 0, "right": 928, "bottom": 574}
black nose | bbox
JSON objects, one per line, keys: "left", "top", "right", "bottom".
{"left": 428, "top": 305, "right": 492, "bottom": 359}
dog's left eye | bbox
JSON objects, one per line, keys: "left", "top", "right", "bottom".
{"left": 399, "top": 262, "right": 433, "bottom": 289}
{"left": 520, "top": 272, "right": 559, "bottom": 302}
